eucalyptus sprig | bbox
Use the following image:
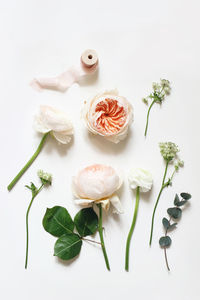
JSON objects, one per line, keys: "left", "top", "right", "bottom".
{"left": 159, "top": 192, "right": 191, "bottom": 271}
{"left": 25, "top": 169, "right": 52, "bottom": 269}
{"left": 142, "top": 79, "right": 171, "bottom": 137}
{"left": 43, "top": 206, "right": 100, "bottom": 262}
{"left": 149, "top": 142, "right": 184, "bottom": 246}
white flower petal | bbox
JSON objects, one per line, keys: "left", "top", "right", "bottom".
{"left": 34, "top": 106, "right": 74, "bottom": 142}
{"left": 109, "top": 194, "right": 124, "bottom": 214}
{"left": 52, "top": 131, "right": 72, "bottom": 144}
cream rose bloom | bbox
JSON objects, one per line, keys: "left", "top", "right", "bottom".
{"left": 128, "top": 168, "right": 153, "bottom": 192}
{"left": 72, "top": 164, "right": 123, "bottom": 213}
{"left": 82, "top": 90, "right": 133, "bottom": 143}
{"left": 34, "top": 105, "right": 73, "bottom": 144}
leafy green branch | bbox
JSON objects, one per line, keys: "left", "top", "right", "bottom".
{"left": 159, "top": 192, "right": 191, "bottom": 271}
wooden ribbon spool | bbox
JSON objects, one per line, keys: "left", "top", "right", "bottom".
{"left": 81, "top": 49, "right": 98, "bottom": 70}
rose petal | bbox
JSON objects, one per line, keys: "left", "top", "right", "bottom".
{"left": 74, "top": 199, "right": 94, "bottom": 207}
{"left": 109, "top": 194, "right": 124, "bottom": 214}
{"left": 96, "top": 199, "right": 110, "bottom": 212}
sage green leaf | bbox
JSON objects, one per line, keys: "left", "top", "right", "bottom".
{"left": 162, "top": 218, "right": 170, "bottom": 230}
{"left": 168, "top": 223, "right": 177, "bottom": 230}
{"left": 54, "top": 233, "right": 82, "bottom": 260}
{"left": 167, "top": 207, "right": 182, "bottom": 219}
{"left": 159, "top": 236, "right": 172, "bottom": 247}
{"left": 74, "top": 208, "right": 98, "bottom": 237}
{"left": 43, "top": 206, "right": 74, "bottom": 237}
{"left": 174, "top": 194, "right": 180, "bottom": 206}
{"left": 176, "top": 200, "right": 188, "bottom": 207}
{"left": 180, "top": 193, "right": 191, "bottom": 200}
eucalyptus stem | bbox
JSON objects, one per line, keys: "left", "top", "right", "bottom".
{"left": 25, "top": 184, "right": 44, "bottom": 269}
{"left": 163, "top": 217, "right": 171, "bottom": 271}
{"left": 98, "top": 204, "right": 110, "bottom": 271}
{"left": 7, "top": 132, "right": 49, "bottom": 191}
{"left": 149, "top": 161, "right": 169, "bottom": 246}
{"left": 125, "top": 186, "right": 140, "bottom": 271}
{"left": 144, "top": 99, "right": 156, "bottom": 137}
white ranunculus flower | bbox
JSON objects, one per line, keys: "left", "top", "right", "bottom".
{"left": 72, "top": 164, "right": 123, "bottom": 213}
{"left": 128, "top": 168, "right": 153, "bottom": 192}
{"left": 82, "top": 90, "right": 133, "bottom": 143}
{"left": 34, "top": 105, "right": 73, "bottom": 144}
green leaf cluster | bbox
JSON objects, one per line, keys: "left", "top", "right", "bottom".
{"left": 43, "top": 206, "right": 98, "bottom": 261}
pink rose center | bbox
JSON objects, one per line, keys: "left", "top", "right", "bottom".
{"left": 94, "top": 99, "right": 126, "bottom": 135}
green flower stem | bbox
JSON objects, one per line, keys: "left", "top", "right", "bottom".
{"left": 25, "top": 184, "right": 44, "bottom": 269}
{"left": 7, "top": 133, "right": 49, "bottom": 191}
{"left": 149, "top": 161, "right": 169, "bottom": 246}
{"left": 169, "top": 168, "right": 176, "bottom": 183}
{"left": 98, "top": 204, "right": 110, "bottom": 271}
{"left": 144, "top": 99, "right": 156, "bottom": 137}
{"left": 125, "top": 186, "right": 140, "bottom": 271}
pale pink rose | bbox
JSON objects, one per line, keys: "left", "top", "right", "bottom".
{"left": 82, "top": 90, "right": 133, "bottom": 143}
{"left": 72, "top": 164, "right": 123, "bottom": 213}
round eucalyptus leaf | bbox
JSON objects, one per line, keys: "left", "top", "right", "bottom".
{"left": 159, "top": 236, "right": 172, "bottom": 247}
{"left": 43, "top": 206, "right": 74, "bottom": 237}
{"left": 167, "top": 207, "right": 182, "bottom": 219}
{"left": 74, "top": 208, "right": 98, "bottom": 237}
{"left": 168, "top": 223, "right": 177, "bottom": 230}
{"left": 176, "top": 200, "right": 188, "bottom": 207}
{"left": 180, "top": 193, "right": 191, "bottom": 200}
{"left": 174, "top": 194, "right": 180, "bottom": 206}
{"left": 162, "top": 218, "right": 170, "bottom": 230}
{"left": 54, "top": 233, "right": 82, "bottom": 260}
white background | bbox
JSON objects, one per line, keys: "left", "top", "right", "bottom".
{"left": 0, "top": 0, "right": 200, "bottom": 299}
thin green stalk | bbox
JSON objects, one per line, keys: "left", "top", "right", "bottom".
{"left": 125, "top": 187, "right": 140, "bottom": 271}
{"left": 98, "top": 204, "right": 110, "bottom": 271}
{"left": 7, "top": 133, "right": 49, "bottom": 191}
{"left": 144, "top": 99, "right": 156, "bottom": 137}
{"left": 163, "top": 217, "right": 171, "bottom": 271}
{"left": 25, "top": 184, "right": 44, "bottom": 269}
{"left": 149, "top": 161, "right": 169, "bottom": 246}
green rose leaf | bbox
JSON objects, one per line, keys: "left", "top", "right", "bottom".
{"left": 174, "top": 194, "right": 180, "bottom": 206}
{"left": 176, "top": 200, "right": 188, "bottom": 207}
{"left": 162, "top": 218, "right": 170, "bottom": 230}
{"left": 74, "top": 208, "right": 98, "bottom": 237}
{"left": 180, "top": 193, "right": 191, "bottom": 200}
{"left": 159, "top": 236, "right": 172, "bottom": 247}
{"left": 43, "top": 206, "right": 74, "bottom": 237}
{"left": 168, "top": 223, "right": 177, "bottom": 230}
{"left": 167, "top": 207, "right": 182, "bottom": 219}
{"left": 54, "top": 233, "right": 82, "bottom": 260}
